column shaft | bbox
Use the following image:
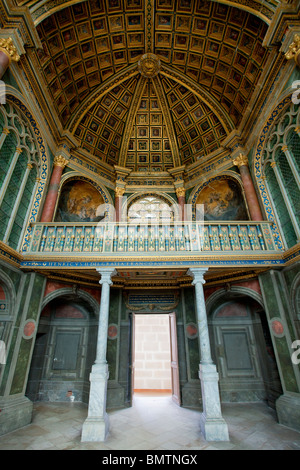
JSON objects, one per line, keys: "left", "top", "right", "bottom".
{"left": 81, "top": 268, "right": 116, "bottom": 442}
{"left": 0, "top": 50, "right": 10, "bottom": 79}
{"left": 188, "top": 268, "right": 229, "bottom": 442}
{"left": 238, "top": 164, "right": 263, "bottom": 221}
{"left": 40, "top": 156, "right": 68, "bottom": 222}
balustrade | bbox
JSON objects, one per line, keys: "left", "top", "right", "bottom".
{"left": 25, "top": 221, "right": 279, "bottom": 256}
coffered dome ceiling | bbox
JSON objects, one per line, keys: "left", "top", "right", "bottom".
{"left": 34, "top": 0, "right": 271, "bottom": 171}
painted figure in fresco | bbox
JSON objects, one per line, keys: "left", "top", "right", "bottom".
{"left": 55, "top": 180, "right": 105, "bottom": 222}
{"left": 196, "top": 178, "right": 248, "bottom": 221}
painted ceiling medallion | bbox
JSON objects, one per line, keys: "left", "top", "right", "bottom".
{"left": 138, "top": 53, "right": 161, "bottom": 78}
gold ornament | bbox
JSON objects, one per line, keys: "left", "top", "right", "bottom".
{"left": 53, "top": 155, "right": 69, "bottom": 168}
{"left": 138, "top": 53, "right": 161, "bottom": 78}
{"left": 115, "top": 187, "right": 125, "bottom": 197}
{"left": 285, "top": 34, "right": 300, "bottom": 63}
{"left": 232, "top": 154, "right": 248, "bottom": 168}
{"left": 176, "top": 187, "right": 186, "bottom": 198}
{"left": 0, "top": 37, "right": 20, "bottom": 63}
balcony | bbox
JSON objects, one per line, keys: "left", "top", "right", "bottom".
{"left": 21, "top": 221, "right": 283, "bottom": 270}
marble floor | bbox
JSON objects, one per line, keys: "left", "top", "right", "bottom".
{"left": 0, "top": 393, "right": 300, "bottom": 451}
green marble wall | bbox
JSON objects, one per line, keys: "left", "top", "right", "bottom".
{"left": 0, "top": 262, "right": 46, "bottom": 435}
{"left": 259, "top": 268, "right": 300, "bottom": 395}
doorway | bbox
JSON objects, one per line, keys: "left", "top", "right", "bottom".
{"left": 131, "top": 313, "right": 180, "bottom": 405}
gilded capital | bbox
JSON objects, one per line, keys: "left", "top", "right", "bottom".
{"left": 232, "top": 154, "right": 248, "bottom": 168}
{"left": 115, "top": 187, "right": 125, "bottom": 197}
{"left": 53, "top": 155, "right": 69, "bottom": 168}
{"left": 0, "top": 38, "right": 20, "bottom": 63}
{"left": 285, "top": 34, "right": 300, "bottom": 64}
{"left": 176, "top": 187, "right": 186, "bottom": 198}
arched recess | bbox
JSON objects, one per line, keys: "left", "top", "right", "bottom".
{"left": 206, "top": 286, "right": 282, "bottom": 408}
{"left": 26, "top": 287, "right": 99, "bottom": 404}
{"left": 0, "top": 270, "right": 16, "bottom": 382}
{"left": 188, "top": 173, "right": 249, "bottom": 221}
{"left": 125, "top": 191, "right": 179, "bottom": 222}
{"left": 54, "top": 173, "right": 114, "bottom": 222}
{"left": 0, "top": 91, "right": 50, "bottom": 252}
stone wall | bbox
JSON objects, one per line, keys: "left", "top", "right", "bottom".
{"left": 134, "top": 314, "right": 172, "bottom": 391}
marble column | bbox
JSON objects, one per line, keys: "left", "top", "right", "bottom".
{"left": 114, "top": 165, "right": 131, "bottom": 222}
{"left": 115, "top": 187, "right": 125, "bottom": 222}
{"left": 81, "top": 268, "right": 117, "bottom": 442}
{"left": 232, "top": 154, "right": 263, "bottom": 221}
{"left": 40, "top": 155, "right": 69, "bottom": 222}
{"left": 188, "top": 268, "right": 229, "bottom": 442}
{"left": 0, "top": 37, "right": 20, "bottom": 79}
{"left": 176, "top": 187, "right": 186, "bottom": 221}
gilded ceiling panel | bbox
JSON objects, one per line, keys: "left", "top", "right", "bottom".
{"left": 33, "top": 0, "right": 270, "bottom": 170}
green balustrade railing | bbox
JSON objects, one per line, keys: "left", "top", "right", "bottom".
{"left": 24, "top": 221, "right": 280, "bottom": 256}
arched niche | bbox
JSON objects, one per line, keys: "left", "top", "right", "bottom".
{"left": 54, "top": 178, "right": 106, "bottom": 223}
{"left": 190, "top": 175, "right": 249, "bottom": 222}
{"left": 26, "top": 288, "right": 99, "bottom": 404}
{"left": 126, "top": 192, "right": 179, "bottom": 223}
{"left": 206, "top": 287, "right": 282, "bottom": 407}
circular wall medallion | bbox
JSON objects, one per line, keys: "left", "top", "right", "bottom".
{"left": 186, "top": 322, "right": 198, "bottom": 339}
{"left": 271, "top": 318, "right": 284, "bottom": 337}
{"left": 23, "top": 320, "right": 36, "bottom": 339}
{"left": 138, "top": 53, "right": 161, "bottom": 78}
{"left": 108, "top": 324, "right": 118, "bottom": 340}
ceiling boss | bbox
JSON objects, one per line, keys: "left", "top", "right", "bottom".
{"left": 138, "top": 53, "right": 161, "bottom": 78}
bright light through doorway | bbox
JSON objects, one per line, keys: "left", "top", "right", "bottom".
{"left": 134, "top": 314, "right": 172, "bottom": 394}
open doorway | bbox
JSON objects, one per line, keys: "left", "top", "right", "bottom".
{"left": 131, "top": 313, "right": 180, "bottom": 405}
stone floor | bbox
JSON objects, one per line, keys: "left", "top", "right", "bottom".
{"left": 0, "top": 392, "right": 300, "bottom": 451}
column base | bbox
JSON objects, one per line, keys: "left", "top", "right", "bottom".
{"left": 0, "top": 395, "right": 33, "bottom": 436}
{"left": 276, "top": 393, "right": 300, "bottom": 433}
{"left": 81, "top": 362, "right": 109, "bottom": 442}
{"left": 199, "top": 363, "right": 229, "bottom": 441}
{"left": 81, "top": 414, "right": 109, "bottom": 442}
{"left": 199, "top": 414, "right": 229, "bottom": 442}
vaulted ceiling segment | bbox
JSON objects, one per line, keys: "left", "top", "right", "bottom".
{"left": 33, "top": 0, "right": 271, "bottom": 170}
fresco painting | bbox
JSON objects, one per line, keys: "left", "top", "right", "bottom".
{"left": 55, "top": 180, "right": 105, "bottom": 222}
{"left": 196, "top": 178, "right": 248, "bottom": 221}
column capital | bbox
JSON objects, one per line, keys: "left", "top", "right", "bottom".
{"left": 115, "top": 187, "right": 125, "bottom": 197}
{"left": 53, "top": 154, "right": 69, "bottom": 168}
{"left": 285, "top": 33, "right": 300, "bottom": 65}
{"left": 0, "top": 37, "right": 20, "bottom": 63}
{"left": 96, "top": 268, "right": 117, "bottom": 286}
{"left": 187, "top": 268, "right": 207, "bottom": 285}
{"left": 232, "top": 153, "right": 248, "bottom": 168}
{"left": 176, "top": 187, "right": 186, "bottom": 198}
